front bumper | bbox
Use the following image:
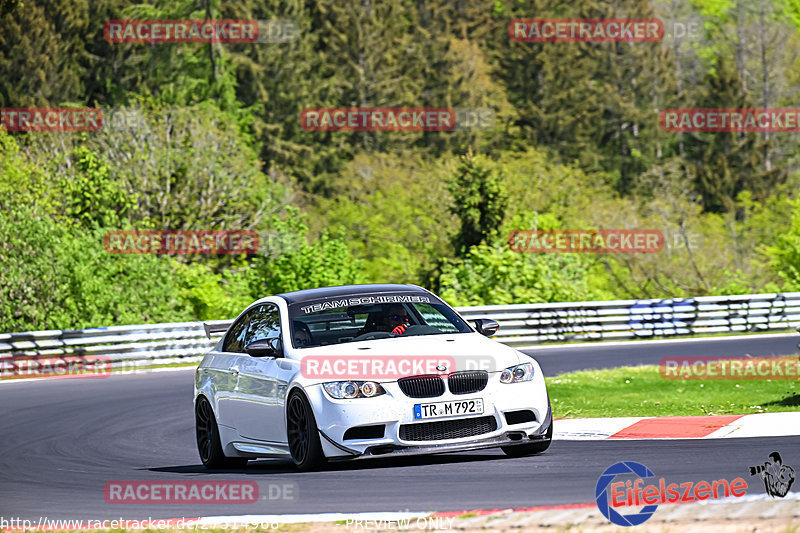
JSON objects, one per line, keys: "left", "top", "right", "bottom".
{"left": 322, "top": 403, "right": 552, "bottom": 460}
{"left": 305, "top": 370, "right": 551, "bottom": 460}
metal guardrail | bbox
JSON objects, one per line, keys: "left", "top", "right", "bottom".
{"left": 1, "top": 293, "right": 799, "bottom": 369}
{"left": 0, "top": 322, "right": 215, "bottom": 371}
{"left": 458, "top": 292, "right": 800, "bottom": 347}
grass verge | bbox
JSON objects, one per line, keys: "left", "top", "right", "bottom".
{"left": 546, "top": 365, "right": 800, "bottom": 418}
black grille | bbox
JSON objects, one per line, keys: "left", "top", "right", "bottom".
{"left": 398, "top": 375, "right": 445, "bottom": 398}
{"left": 504, "top": 410, "right": 537, "bottom": 425}
{"left": 343, "top": 425, "right": 385, "bottom": 440}
{"left": 399, "top": 416, "right": 497, "bottom": 441}
{"left": 448, "top": 371, "right": 488, "bottom": 394}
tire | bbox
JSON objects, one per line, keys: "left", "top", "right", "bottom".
{"left": 195, "top": 397, "right": 248, "bottom": 469}
{"left": 501, "top": 416, "right": 553, "bottom": 457}
{"left": 286, "top": 391, "right": 326, "bottom": 471}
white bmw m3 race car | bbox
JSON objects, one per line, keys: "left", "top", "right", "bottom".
{"left": 195, "top": 284, "right": 552, "bottom": 471}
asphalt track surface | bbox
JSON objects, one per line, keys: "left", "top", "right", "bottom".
{"left": 1, "top": 334, "right": 798, "bottom": 521}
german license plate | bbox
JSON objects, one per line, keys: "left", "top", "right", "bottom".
{"left": 414, "top": 399, "right": 484, "bottom": 420}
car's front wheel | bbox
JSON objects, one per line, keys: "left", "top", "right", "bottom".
{"left": 195, "top": 396, "right": 248, "bottom": 469}
{"left": 501, "top": 416, "right": 553, "bottom": 457}
{"left": 286, "top": 391, "right": 326, "bottom": 471}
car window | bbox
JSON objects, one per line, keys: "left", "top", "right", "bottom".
{"left": 245, "top": 304, "right": 281, "bottom": 347}
{"left": 222, "top": 313, "right": 250, "bottom": 353}
{"left": 415, "top": 303, "right": 460, "bottom": 332}
{"left": 287, "top": 294, "right": 471, "bottom": 348}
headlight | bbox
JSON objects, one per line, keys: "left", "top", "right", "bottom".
{"left": 323, "top": 381, "right": 386, "bottom": 399}
{"left": 500, "top": 362, "right": 534, "bottom": 383}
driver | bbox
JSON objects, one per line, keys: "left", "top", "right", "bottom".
{"left": 356, "top": 304, "right": 412, "bottom": 336}
{"left": 293, "top": 321, "right": 312, "bottom": 347}
{"left": 382, "top": 304, "right": 411, "bottom": 335}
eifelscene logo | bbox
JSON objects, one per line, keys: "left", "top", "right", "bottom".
{"left": 596, "top": 461, "right": 748, "bottom": 526}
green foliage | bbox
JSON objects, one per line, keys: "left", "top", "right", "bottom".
{"left": 0, "top": 207, "right": 192, "bottom": 331}
{"left": 438, "top": 243, "right": 610, "bottom": 306}
{"left": 57, "top": 145, "right": 135, "bottom": 229}
{"left": 0, "top": 130, "right": 55, "bottom": 213}
{"left": 251, "top": 208, "right": 366, "bottom": 296}
{"left": 766, "top": 199, "right": 800, "bottom": 290}
{"left": 3, "top": 0, "right": 800, "bottom": 332}
{"left": 0, "top": 0, "right": 85, "bottom": 106}
{"left": 173, "top": 261, "right": 254, "bottom": 321}
{"left": 22, "top": 99, "right": 286, "bottom": 232}
{"left": 315, "top": 152, "right": 456, "bottom": 284}
{"left": 447, "top": 150, "right": 508, "bottom": 256}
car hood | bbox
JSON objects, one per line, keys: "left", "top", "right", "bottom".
{"left": 289, "top": 333, "right": 524, "bottom": 380}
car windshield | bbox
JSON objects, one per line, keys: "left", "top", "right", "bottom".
{"left": 287, "top": 295, "right": 472, "bottom": 349}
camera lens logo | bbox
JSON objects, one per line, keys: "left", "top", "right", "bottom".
{"left": 749, "top": 452, "right": 795, "bottom": 498}
{"left": 596, "top": 461, "right": 658, "bottom": 526}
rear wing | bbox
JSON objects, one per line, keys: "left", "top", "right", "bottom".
{"left": 203, "top": 320, "right": 233, "bottom": 339}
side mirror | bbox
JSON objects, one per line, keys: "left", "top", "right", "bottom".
{"left": 245, "top": 337, "right": 282, "bottom": 357}
{"left": 472, "top": 318, "right": 500, "bottom": 337}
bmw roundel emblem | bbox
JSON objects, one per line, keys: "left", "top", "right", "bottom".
{"left": 436, "top": 364, "right": 447, "bottom": 372}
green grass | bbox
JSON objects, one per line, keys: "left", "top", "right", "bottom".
{"left": 547, "top": 365, "right": 800, "bottom": 418}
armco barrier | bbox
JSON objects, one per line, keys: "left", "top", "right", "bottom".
{"left": 1, "top": 293, "right": 799, "bottom": 370}
{"left": 458, "top": 292, "right": 800, "bottom": 347}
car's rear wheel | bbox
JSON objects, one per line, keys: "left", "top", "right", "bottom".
{"left": 286, "top": 391, "right": 326, "bottom": 471}
{"left": 501, "top": 416, "right": 553, "bottom": 457}
{"left": 195, "top": 396, "right": 248, "bottom": 469}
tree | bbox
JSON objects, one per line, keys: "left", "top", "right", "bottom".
{"left": 250, "top": 208, "right": 366, "bottom": 296}
{"left": 438, "top": 242, "right": 609, "bottom": 306}
{"left": 57, "top": 145, "right": 135, "bottom": 230}
{"left": 447, "top": 150, "right": 508, "bottom": 256}
{"left": 683, "top": 56, "right": 786, "bottom": 212}
{"left": 0, "top": 0, "right": 84, "bottom": 106}
{"left": 766, "top": 198, "right": 800, "bottom": 290}
{"left": 313, "top": 151, "right": 456, "bottom": 284}
{"left": 22, "top": 99, "right": 288, "bottom": 233}
{"left": 0, "top": 207, "right": 193, "bottom": 331}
